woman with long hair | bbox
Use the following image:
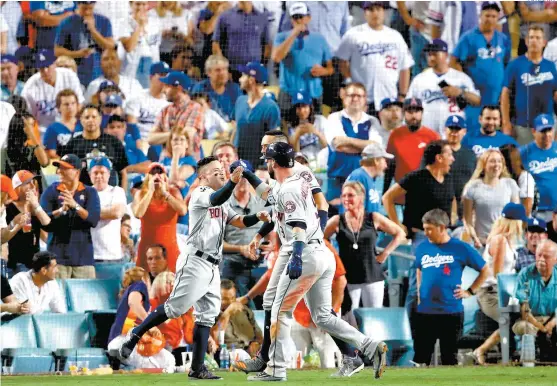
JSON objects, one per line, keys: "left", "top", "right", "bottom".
{"left": 463, "top": 149, "right": 520, "bottom": 248}
{"left": 132, "top": 162, "right": 186, "bottom": 272}
{"left": 470, "top": 203, "right": 526, "bottom": 365}
{"left": 500, "top": 144, "right": 537, "bottom": 216}
{"left": 324, "top": 181, "right": 405, "bottom": 311}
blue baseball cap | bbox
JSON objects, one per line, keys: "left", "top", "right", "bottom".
{"left": 104, "top": 94, "right": 123, "bottom": 107}
{"left": 501, "top": 202, "right": 528, "bottom": 222}
{"left": 380, "top": 97, "right": 402, "bottom": 111}
{"left": 150, "top": 61, "right": 170, "bottom": 76}
{"left": 425, "top": 39, "right": 448, "bottom": 53}
{"left": 445, "top": 115, "right": 467, "bottom": 130}
{"left": 160, "top": 71, "right": 192, "bottom": 91}
{"left": 292, "top": 90, "right": 312, "bottom": 106}
{"left": 34, "top": 49, "right": 56, "bottom": 69}
{"left": 15, "top": 46, "right": 32, "bottom": 63}
{"left": 534, "top": 114, "right": 554, "bottom": 132}
{"left": 88, "top": 156, "right": 112, "bottom": 171}
{"left": 526, "top": 217, "right": 547, "bottom": 232}
{"left": 1, "top": 55, "right": 18, "bottom": 65}
{"left": 481, "top": 1, "right": 501, "bottom": 12}
{"left": 98, "top": 80, "right": 117, "bottom": 92}
{"left": 238, "top": 62, "right": 268, "bottom": 84}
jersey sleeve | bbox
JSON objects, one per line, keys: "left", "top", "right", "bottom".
{"left": 461, "top": 72, "right": 479, "bottom": 95}
{"left": 502, "top": 59, "right": 515, "bottom": 89}
{"left": 398, "top": 35, "right": 414, "bottom": 71}
{"left": 222, "top": 202, "right": 239, "bottom": 224}
{"left": 452, "top": 34, "right": 469, "bottom": 62}
{"left": 463, "top": 242, "right": 486, "bottom": 272}
{"left": 279, "top": 186, "right": 307, "bottom": 225}
{"left": 189, "top": 186, "right": 214, "bottom": 209}
{"left": 335, "top": 30, "right": 353, "bottom": 61}
{"left": 427, "top": 2, "right": 445, "bottom": 26}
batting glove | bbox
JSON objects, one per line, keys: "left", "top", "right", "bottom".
{"left": 286, "top": 256, "right": 302, "bottom": 280}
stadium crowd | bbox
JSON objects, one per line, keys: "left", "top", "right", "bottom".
{"left": 1, "top": 0, "right": 557, "bottom": 373}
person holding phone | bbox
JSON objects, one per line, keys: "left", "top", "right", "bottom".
{"left": 1, "top": 275, "right": 30, "bottom": 314}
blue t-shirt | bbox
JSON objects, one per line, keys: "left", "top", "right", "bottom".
{"left": 346, "top": 167, "right": 382, "bottom": 214}
{"left": 43, "top": 121, "right": 83, "bottom": 152}
{"left": 274, "top": 31, "right": 332, "bottom": 98}
{"left": 108, "top": 281, "right": 149, "bottom": 342}
{"left": 461, "top": 131, "right": 518, "bottom": 157}
{"left": 31, "top": 1, "right": 75, "bottom": 50}
{"left": 520, "top": 142, "right": 557, "bottom": 211}
{"left": 190, "top": 80, "right": 242, "bottom": 122}
{"left": 453, "top": 27, "right": 510, "bottom": 106}
{"left": 55, "top": 14, "right": 113, "bottom": 86}
{"left": 161, "top": 155, "right": 197, "bottom": 227}
{"left": 503, "top": 56, "right": 557, "bottom": 127}
{"left": 414, "top": 237, "right": 485, "bottom": 314}
{"left": 123, "top": 134, "right": 147, "bottom": 166}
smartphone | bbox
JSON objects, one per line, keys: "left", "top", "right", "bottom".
{"left": 438, "top": 80, "right": 449, "bottom": 88}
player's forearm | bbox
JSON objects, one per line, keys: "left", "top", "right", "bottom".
{"left": 242, "top": 169, "right": 270, "bottom": 201}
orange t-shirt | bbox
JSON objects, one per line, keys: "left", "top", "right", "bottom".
{"left": 150, "top": 299, "right": 194, "bottom": 348}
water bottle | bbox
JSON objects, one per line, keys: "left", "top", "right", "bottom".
{"left": 219, "top": 344, "right": 230, "bottom": 369}
{"left": 521, "top": 334, "right": 536, "bottom": 367}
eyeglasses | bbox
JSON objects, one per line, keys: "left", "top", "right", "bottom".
{"left": 292, "top": 14, "right": 305, "bottom": 20}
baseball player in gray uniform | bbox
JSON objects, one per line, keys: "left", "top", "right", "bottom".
{"left": 119, "top": 156, "right": 270, "bottom": 380}
{"left": 237, "top": 143, "right": 388, "bottom": 382}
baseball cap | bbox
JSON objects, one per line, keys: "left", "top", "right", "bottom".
{"left": 481, "top": 1, "right": 501, "bottom": 12}
{"left": 526, "top": 217, "right": 547, "bottom": 232}
{"left": 150, "top": 61, "right": 170, "bottom": 76}
{"left": 88, "top": 156, "right": 112, "bottom": 171}
{"left": 98, "top": 80, "right": 117, "bottom": 92}
{"left": 1, "top": 174, "right": 18, "bottom": 201}
{"left": 380, "top": 97, "right": 403, "bottom": 111}
{"left": 361, "top": 143, "right": 394, "bottom": 160}
{"left": 53, "top": 154, "right": 83, "bottom": 170}
{"left": 104, "top": 94, "right": 123, "bottom": 107}
{"left": 363, "top": 1, "right": 388, "bottom": 9}
{"left": 1, "top": 55, "right": 18, "bottom": 65}
{"left": 160, "top": 71, "right": 192, "bottom": 91}
{"left": 403, "top": 97, "right": 423, "bottom": 110}
{"left": 238, "top": 62, "right": 268, "bottom": 84}
{"left": 533, "top": 114, "right": 554, "bottom": 132}
{"left": 445, "top": 115, "right": 467, "bottom": 130}
{"left": 237, "top": 159, "right": 254, "bottom": 173}
{"left": 11, "top": 170, "right": 39, "bottom": 190}
{"left": 34, "top": 49, "right": 56, "bottom": 69}
{"left": 501, "top": 202, "right": 527, "bottom": 222}
{"left": 292, "top": 90, "right": 312, "bottom": 106}
{"left": 15, "top": 46, "right": 33, "bottom": 65}
{"left": 424, "top": 39, "right": 448, "bottom": 53}
{"left": 289, "top": 2, "right": 310, "bottom": 16}
{"left": 107, "top": 114, "right": 126, "bottom": 125}
{"left": 294, "top": 152, "right": 309, "bottom": 164}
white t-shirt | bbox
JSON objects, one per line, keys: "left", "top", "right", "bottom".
{"left": 0, "top": 101, "right": 15, "bottom": 149}
{"left": 9, "top": 271, "right": 67, "bottom": 314}
{"left": 325, "top": 110, "right": 384, "bottom": 149}
{"left": 94, "top": 0, "right": 131, "bottom": 40}
{"left": 148, "top": 8, "right": 194, "bottom": 54}
{"left": 85, "top": 75, "right": 144, "bottom": 104}
{"left": 543, "top": 37, "right": 557, "bottom": 70}
{"left": 21, "top": 68, "right": 85, "bottom": 134}
{"left": 125, "top": 89, "right": 171, "bottom": 140}
{"left": 336, "top": 23, "right": 414, "bottom": 111}
{"left": 91, "top": 185, "right": 127, "bottom": 261}
{"left": 407, "top": 68, "right": 479, "bottom": 137}
{"left": 120, "top": 16, "right": 161, "bottom": 79}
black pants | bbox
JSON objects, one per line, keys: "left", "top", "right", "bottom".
{"left": 413, "top": 312, "right": 463, "bottom": 366}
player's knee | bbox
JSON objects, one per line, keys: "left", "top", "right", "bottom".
{"left": 313, "top": 310, "right": 333, "bottom": 329}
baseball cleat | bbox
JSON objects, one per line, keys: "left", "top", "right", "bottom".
{"left": 233, "top": 355, "right": 267, "bottom": 374}
{"left": 373, "top": 342, "right": 388, "bottom": 379}
{"left": 247, "top": 371, "right": 286, "bottom": 382}
{"left": 188, "top": 365, "right": 222, "bottom": 380}
{"left": 330, "top": 355, "right": 364, "bottom": 377}
{"left": 118, "top": 329, "right": 139, "bottom": 360}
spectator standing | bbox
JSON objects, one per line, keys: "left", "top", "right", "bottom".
{"left": 550, "top": 209, "right": 557, "bottom": 244}
{"left": 413, "top": 209, "right": 489, "bottom": 366}
{"left": 89, "top": 157, "right": 127, "bottom": 263}
{"left": 54, "top": 1, "right": 115, "bottom": 86}
{"left": 337, "top": 1, "right": 413, "bottom": 114}
{"left": 501, "top": 25, "right": 557, "bottom": 145}
{"left": 376, "top": 98, "right": 403, "bottom": 147}
{"left": 9, "top": 251, "right": 67, "bottom": 314}
{"left": 212, "top": 1, "right": 271, "bottom": 76}
{"left": 0, "top": 1, "right": 22, "bottom": 55}
{"left": 121, "top": 214, "right": 136, "bottom": 263}
{"left": 325, "top": 181, "right": 405, "bottom": 309}
{"left": 462, "top": 105, "right": 518, "bottom": 158}
{"left": 198, "top": 2, "right": 232, "bottom": 69}
{"left": 272, "top": 2, "right": 333, "bottom": 116}
{"left": 543, "top": 36, "right": 557, "bottom": 69}
{"left": 234, "top": 63, "right": 280, "bottom": 167}
{"left": 1, "top": 55, "right": 24, "bottom": 101}
{"left": 516, "top": 217, "right": 548, "bottom": 273}
{"left": 191, "top": 55, "right": 242, "bottom": 122}
{"left": 451, "top": 2, "right": 511, "bottom": 135}
{"left": 397, "top": 1, "right": 431, "bottom": 77}
{"left": 407, "top": 39, "right": 480, "bottom": 136}
{"left": 520, "top": 114, "right": 557, "bottom": 223}
{"left": 40, "top": 154, "right": 100, "bottom": 279}
{"left": 20, "top": 49, "right": 85, "bottom": 137}
{"left": 169, "top": 43, "right": 201, "bottom": 81}
{"left": 324, "top": 82, "right": 383, "bottom": 204}
{"left": 132, "top": 162, "right": 186, "bottom": 273}
{"left": 30, "top": 1, "right": 75, "bottom": 50}
{"left": 500, "top": 144, "right": 537, "bottom": 216}
{"left": 517, "top": 2, "right": 557, "bottom": 55}
{"left": 44, "top": 89, "right": 82, "bottom": 159}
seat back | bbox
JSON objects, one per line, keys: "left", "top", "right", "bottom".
{"left": 462, "top": 267, "right": 480, "bottom": 335}
{"left": 33, "top": 313, "right": 91, "bottom": 349}
{"left": 66, "top": 279, "right": 120, "bottom": 312}
{"left": 253, "top": 310, "right": 265, "bottom": 333}
{"left": 387, "top": 251, "right": 414, "bottom": 280}
{"left": 353, "top": 307, "right": 412, "bottom": 342}
{"left": 0, "top": 315, "right": 37, "bottom": 349}
{"left": 497, "top": 274, "right": 518, "bottom": 308}
{"left": 94, "top": 263, "right": 125, "bottom": 281}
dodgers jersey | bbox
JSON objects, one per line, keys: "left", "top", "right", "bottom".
{"left": 125, "top": 89, "right": 171, "bottom": 141}
{"left": 21, "top": 68, "right": 85, "bottom": 134}
{"left": 186, "top": 185, "right": 239, "bottom": 257}
{"left": 407, "top": 68, "right": 479, "bottom": 136}
{"left": 336, "top": 24, "right": 414, "bottom": 111}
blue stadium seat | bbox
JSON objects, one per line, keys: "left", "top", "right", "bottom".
{"left": 386, "top": 248, "right": 414, "bottom": 307}
{"left": 65, "top": 279, "right": 120, "bottom": 312}
{"left": 0, "top": 315, "right": 37, "bottom": 349}
{"left": 60, "top": 348, "right": 109, "bottom": 371}
{"left": 95, "top": 263, "right": 125, "bottom": 281}
{"left": 5, "top": 348, "right": 54, "bottom": 374}
{"left": 253, "top": 310, "right": 265, "bottom": 333}
{"left": 353, "top": 307, "right": 414, "bottom": 366}
{"left": 497, "top": 273, "right": 519, "bottom": 365}
{"left": 33, "top": 313, "right": 91, "bottom": 350}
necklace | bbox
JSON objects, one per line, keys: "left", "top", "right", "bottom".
{"left": 346, "top": 212, "right": 362, "bottom": 250}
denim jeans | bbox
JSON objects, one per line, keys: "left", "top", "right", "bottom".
{"left": 410, "top": 28, "right": 429, "bottom": 78}
{"left": 220, "top": 259, "right": 258, "bottom": 309}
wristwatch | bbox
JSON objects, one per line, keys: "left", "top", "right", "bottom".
{"left": 74, "top": 204, "right": 82, "bottom": 212}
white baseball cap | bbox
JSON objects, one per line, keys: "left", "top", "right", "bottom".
{"left": 361, "top": 143, "right": 393, "bottom": 160}
{"left": 289, "top": 2, "right": 310, "bottom": 17}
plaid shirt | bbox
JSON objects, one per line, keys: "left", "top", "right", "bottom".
{"left": 515, "top": 246, "right": 536, "bottom": 272}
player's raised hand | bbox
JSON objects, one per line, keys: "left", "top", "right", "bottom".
{"left": 286, "top": 256, "right": 302, "bottom": 280}
{"left": 230, "top": 165, "right": 244, "bottom": 183}
{"left": 256, "top": 211, "right": 271, "bottom": 223}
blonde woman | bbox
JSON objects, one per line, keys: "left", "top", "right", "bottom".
{"left": 470, "top": 202, "right": 526, "bottom": 364}
{"left": 463, "top": 149, "right": 520, "bottom": 248}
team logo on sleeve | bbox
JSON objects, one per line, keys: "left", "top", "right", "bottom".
{"left": 285, "top": 201, "right": 296, "bottom": 213}
{"left": 300, "top": 171, "right": 312, "bottom": 183}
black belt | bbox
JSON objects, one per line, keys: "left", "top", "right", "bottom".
{"left": 194, "top": 250, "right": 220, "bottom": 265}
{"left": 308, "top": 239, "right": 322, "bottom": 245}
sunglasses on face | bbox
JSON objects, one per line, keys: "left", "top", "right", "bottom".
{"left": 292, "top": 14, "right": 305, "bottom": 20}
{"left": 149, "top": 167, "right": 165, "bottom": 175}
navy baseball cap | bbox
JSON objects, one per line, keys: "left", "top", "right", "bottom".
{"left": 501, "top": 202, "right": 528, "bottom": 222}
{"left": 526, "top": 217, "right": 547, "bottom": 232}
{"left": 104, "top": 94, "right": 123, "bottom": 107}
{"left": 292, "top": 90, "right": 312, "bottom": 106}
{"left": 425, "top": 39, "right": 448, "bottom": 53}
{"left": 15, "top": 46, "right": 32, "bottom": 63}
{"left": 89, "top": 156, "right": 112, "bottom": 171}
{"left": 238, "top": 62, "right": 268, "bottom": 84}
{"left": 150, "top": 61, "right": 170, "bottom": 76}
{"left": 98, "top": 80, "right": 117, "bottom": 92}
{"left": 1, "top": 55, "right": 18, "bottom": 65}
{"left": 534, "top": 114, "right": 554, "bottom": 132}
{"left": 53, "top": 154, "right": 83, "bottom": 170}
{"left": 380, "top": 97, "right": 403, "bottom": 111}
{"left": 445, "top": 115, "right": 467, "bottom": 130}
{"left": 160, "top": 71, "right": 192, "bottom": 91}
{"left": 363, "top": 1, "right": 388, "bottom": 9}
{"left": 403, "top": 97, "right": 423, "bottom": 110}
{"left": 481, "top": 1, "right": 501, "bottom": 12}
{"left": 34, "top": 49, "right": 56, "bottom": 69}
